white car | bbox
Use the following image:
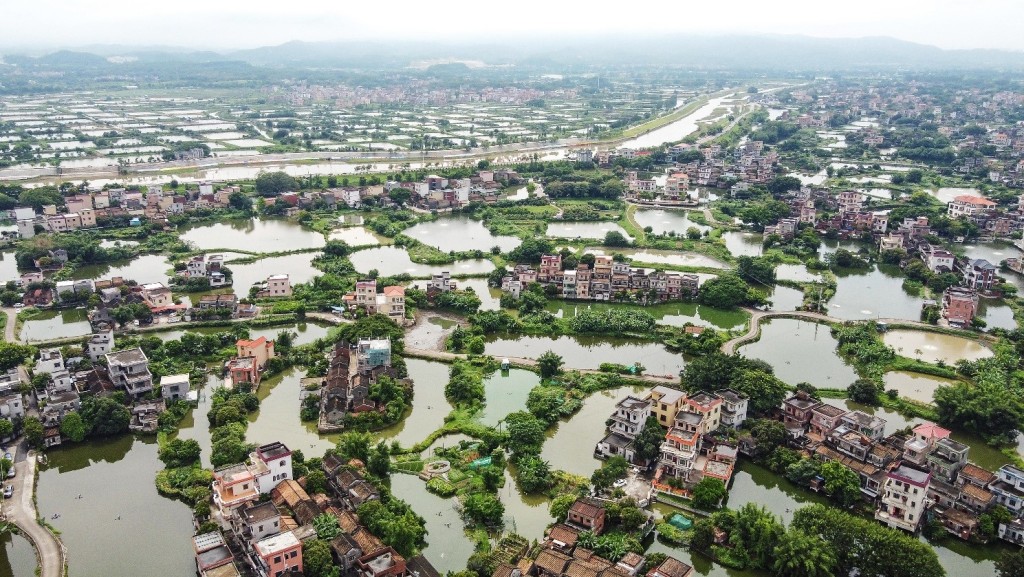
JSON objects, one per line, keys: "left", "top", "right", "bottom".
{"left": 613, "top": 479, "right": 627, "bottom": 488}
{"left": 13, "top": 303, "right": 23, "bottom": 309}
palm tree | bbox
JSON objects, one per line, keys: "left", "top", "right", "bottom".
{"left": 772, "top": 529, "right": 837, "bottom": 577}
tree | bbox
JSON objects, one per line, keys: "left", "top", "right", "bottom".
{"left": 463, "top": 493, "right": 505, "bottom": 527}
{"left": 313, "top": 513, "right": 341, "bottom": 540}
{"left": 504, "top": 411, "right": 546, "bottom": 458}
{"left": 604, "top": 231, "right": 630, "bottom": 247}
{"left": 23, "top": 416, "right": 43, "bottom": 449}
{"left": 0, "top": 343, "right": 35, "bottom": 372}
{"left": 254, "top": 171, "right": 299, "bottom": 197}
{"left": 772, "top": 529, "right": 837, "bottom": 577}
{"left": 699, "top": 274, "right": 755, "bottom": 308}
{"left": 0, "top": 419, "right": 12, "bottom": 440}
{"left": 302, "top": 539, "right": 337, "bottom": 577}
{"left": 159, "top": 438, "right": 201, "bottom": 468}
{"left": 550, "top": 493, "right": 578, "bottom": 521}
{"left": 305, "top": 469, "right": 328, "bottom": 495}
{"left": 691, "top": 477, "right": 727, "bottom": 510}
{"left": 388, "top": 188, "right": 412, "bottom": 206}
{"left": 367, "top": 441, "right": 391, "bottom": 478}
{"left": 591, "top": 456, "right": 629, "bottom": 491}
{"left": 750, "top": 419, "right": 787, "bottom": 454}
{"left": 211, "top": 434, "right": 251, "bottom": 467}
{"left": 537, "top": 350, "right": 563, "bottom": 379}
{"left": 997, "top": 549, "right": 1024, "bottom": 577}
{"left": 336, "top": 431, "right": 372, "bottom": 463}
{"left": 848, "top": 379, "right": 880, "bottom": 405}
{"left": 228, "top": 191, "right": 251, "bottom": 212}
{"left": 819, "top": 461, "right": 861, "bottom": 507}
{"left": 632, "top": 416, "right": 664, "bottom": 464}
{"left": 0, "top": 458, "right": 11, "bottom": 479}
{"left": 515, "top": 455, "right": 553, "bottom": 493}
{"left": 80, "top": 396, "right": 130, "bottom": 437}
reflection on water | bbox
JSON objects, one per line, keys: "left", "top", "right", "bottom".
{"left": 405, "top": 216, "right": 521, "bottom": 253}
{"left": 882, "top": 330, "right": 993, "bottom": 365}
{"left": 180, "top": 218, "right": 325, "bottom": 252}
{"left": 739, "top": 319, "right": 858, "bottom": 387}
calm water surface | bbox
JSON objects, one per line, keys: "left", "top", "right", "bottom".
{"left": 405, "top": 216, "right": 521, "bottom": 253}
{"left": 739, "top": 319, "right": 858, "bottom": 388}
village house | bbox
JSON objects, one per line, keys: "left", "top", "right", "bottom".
{"left": 565, "top": 499, "right": 606, "bottom": 535}
{"left": 237, "top": 337, "right": 276, "bottom": 370}
{"left": 105, "top": 347, "right": 153, "bottom": 399}
{"left": 257, "top": 274, "right": 292, "bottom": 298}
{"left": 876, "top": 462, "right": 931, "bottom": 533}
{"left": 230, "top": 501, "right": 282, "bottom": 546}
{"left": 86, "top": 329, "right": 115, "bottom": 361}
{"left": 594, "top": 396, "right": 651, "bottom": 463}
{"left": 645, "top": 556, "right": 693, "bottom": 577}
{"left": 942, "top": 286, "right": 979, "bottom": 326}
{"left": 960, "top": 258, "right": 997, "bottom": 290}
{"left": 782, "top": 391, "right": 821, "bottom": 433}
{"left": 645, "top": 386, "right": 687, "bottom": 428}
{"left": 160, "top": 373, "right": 190, "bottom": 401}
{"left": 253, "top": 531, "right": 303, "bottom": 577}
{"left": 948, "top": 195, "right": 997, "bottom": 219}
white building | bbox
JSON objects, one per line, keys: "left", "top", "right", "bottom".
{"left": 106, "top": 347, "right": 154, "bottom": 399}
{"left": 876, "top": 462, "right": 931, "bottom": 532}
{"left": 160, "top": 373, "right": 190, "bottom": 401}
{"left": 87, "top": 329, "right": 115, "bottom": 361}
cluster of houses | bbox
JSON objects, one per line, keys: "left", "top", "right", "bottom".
{"left": 202, "top": 440, "right": 439, "bottom": 577}
{"left": 342, "top": 279, "right": 406, "bottom": 322}
{"left": 315, "top": 339, "right": 398, "bottom": 432}
{"left": 225, "top": 336, "right": 277, "bottom": 390}
{"left": 496, "top": 495, "right": 694, "bottom": 577}
{"left": 501, "top": 254, "right": 700, "bottom": 303}
{"left": 779, "top": 391, "right": 1024, "bottom": 543}
{"left": 383, "top": 169, "right": 523, "bottom": 210}
{"left": 10, "top": 182, "right": 241, "bottom": 239}
{"left": 593, "top": 386, "right": 748, "bottom": 496}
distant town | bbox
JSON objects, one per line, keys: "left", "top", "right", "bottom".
{"left": 1, "top": 52, "right": 1024, "bottom": 577}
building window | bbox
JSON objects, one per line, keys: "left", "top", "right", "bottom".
{"left": 274, "top": 556, "right": 282, "bottom": 564}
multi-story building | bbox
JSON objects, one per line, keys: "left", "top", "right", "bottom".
{"left": 947, "top": 195, "right": 996, "bottom": 219}
{"left": 259, "top": 274, "right": 292, "bottom": 298}
{"left": 839, "top": 410, "right": 886, "bottom": 441}
{"left": 681, "top": 392, "right": 721, "bottom": 433}
{"left": 237, "top": 337, "right": 276, "bottom": 369}
{"left": 809, "top": 403, "right": 847, "bottom": 437}
{"left": 106, "top": 348, "right": 153, "bottom": 399}
{"left": 990, "top": 465, "right": 1024, "bottom": 514}
{"left": 645, "top": 386, "right": 687, "bottom": 428}
{"left": 714, "top": 389, "right": 747, "bottom": 428}
{"left": 782, "top": 391, "right": 821, "bottom": 431}
{"left": 876, "top": 462, "right": 931, "bottom": 533}
{"left": 254, "top": 531, "right": 303, "bottom": 577}
{"left": 230, "top": 501, "right": 282, "bottom": 546}
{"left": 86, "top": 329, "right": 115, "bottom": 361}
{"left": 925, "top": 438, "right": 969, "bottom": 483}
{"left": 942, "top": 287, "right": 979, "bottom": 326}
{"left": 961, "top": 259, "right": 997, "bottom": 290}
{"left": 904, "top": 421, "right": 951, "bottom": 466}
{"left": 594, "top": 396, "right": 651, "bottom": 462}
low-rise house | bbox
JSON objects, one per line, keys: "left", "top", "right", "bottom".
{"left": 595, "top": 396, "right": 651, "bottom": 463}
{"left": 193, "top": 532, "right": 237, "bottom": 576}
{"left": 160, "top": 373, "right": 190, "bottom": 401}
{"left": 129, "top": 399, "right": 165, "bottom": 433}
{"left": 543, "top": 524, "right": 579, "bottom": 553}
{"left": 645, "top": 556, "right": 693, "bottom": 577}
{"left": 212, "top": 463, "right": 259, "bottom": 518}
{"left": 253, "top": 531, "right": 303, "bottom": 577}
{"left": 0, "top": 393, "right": 25, "bottom": 423}
{"left": 231, "top": 501, "right": 282, "bottom": 546}
{"left": 226, "top": 357, "right": 260, "bottom": 389}
{"left": 948, "top": 195, "right": 997, "bottom": 219}
{"left": 961, "top": 258, "right": 997, "bottom": 290}
{"left": 141, "top": 282, "right": 173, "bottom": 309}
{"left": 999, "top": 518, "right": 1024, "bottom": 546}
{"left": 681, "top": 392, "right": 721, "bottom": 433}
{"left": 566, "top": 499, "right": 606, "bottom": 535}
{"left": 357, "top": 546, "right": 407, "bottom": 577}
{"left": 534, "top": 549, "right": 572, "bottom": 577}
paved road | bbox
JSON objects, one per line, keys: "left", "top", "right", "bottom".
{"left": 404, "top": 347, "right": 679, "bottom": 385}
{"left": 719, "top": 308, "right": 987, "bottom": 354}
{"left": 4, "top": 454, "right": 65, "bottom": 577}
{"left": 1, "top": 308, "right": 16, "bottom": 343}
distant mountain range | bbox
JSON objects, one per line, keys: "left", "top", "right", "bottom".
{"left": 3, "top": 34, "right": 1024, "bottom": 72}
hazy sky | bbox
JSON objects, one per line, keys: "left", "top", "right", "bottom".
{"left": 2, "top": 0, "right": 1022, "bottom": 52}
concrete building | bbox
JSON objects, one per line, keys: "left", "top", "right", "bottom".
{"left": 876, "top": 462, "right": 931, "bottom": 532}
{"left": 160, "top": 373, "right": 190, "bottom": 401}
{"left": 105, "top": 347, "right": 153, "bottom": 399}
{"left": 86, "top": 329, "right": 115, "bottom": 361}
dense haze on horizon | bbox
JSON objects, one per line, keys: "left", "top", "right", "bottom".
{"left": 2, "top": 0, "right": 1023, "bottom": 53}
